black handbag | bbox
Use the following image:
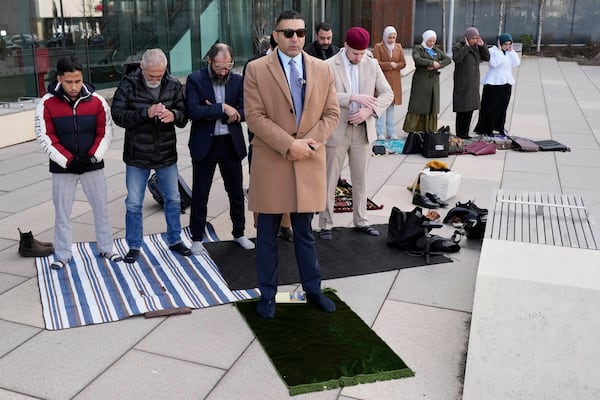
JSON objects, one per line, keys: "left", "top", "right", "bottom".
{"left": 386, "top": 206, "right": 430, "bottom": 250}
{"left": 402, "top": 132, "right": 424, "bottom": 154}
{"left": 421, "top": 131, "right": 449, "bottom": 158}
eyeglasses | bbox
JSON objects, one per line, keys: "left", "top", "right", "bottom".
{"left": 213, "top": 62, "right": 234, "bottom": 71}
{"left": 276, "top": 29, "right": 307, "bottom": 39}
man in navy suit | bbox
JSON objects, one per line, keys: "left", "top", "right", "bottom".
{"left": 186, "top": 43, "right": 254, "bottom": 255}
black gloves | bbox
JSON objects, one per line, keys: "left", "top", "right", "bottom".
{"left": 68, "top": 156, "right": 93, "bottom": 174}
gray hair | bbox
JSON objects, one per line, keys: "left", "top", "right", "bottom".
{"left": 141, "top": 48, "right": 167, "bottom": 68}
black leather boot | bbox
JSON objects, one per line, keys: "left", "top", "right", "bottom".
{"left": 18, "top": 229, "right": 54, "bottom": 257}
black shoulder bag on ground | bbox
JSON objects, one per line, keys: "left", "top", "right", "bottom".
{"left": 147, "top": 173, "right": 193, "bottom": 214}
{"left": 402, "top": 132, "right": 424, "bottom": 154}
{"left": 421, "top": 131, "right": 449, "bottom": 158}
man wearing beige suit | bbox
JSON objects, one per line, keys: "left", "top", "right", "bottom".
{"left": 244, "top": 10, "right": 340, "bottom": 318}
{"left": 318, "top": 27, "right": 394, "bottom": 240}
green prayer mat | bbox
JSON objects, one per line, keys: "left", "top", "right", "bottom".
{"left": 236, "top": 290, "right": 414, "bottom": 396}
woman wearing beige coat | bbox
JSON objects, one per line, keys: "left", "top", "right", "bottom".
{"left": 373, "top": 26, "right": 406, "bottom": 140}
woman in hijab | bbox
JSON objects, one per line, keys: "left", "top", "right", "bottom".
{"left": 474, "top": 32, "right": 521, "bottom": 135}
{"left": 452, "top": 27, "right": 490, "bottom": 139}
{"left": 403, "top": 30, "right": 451, "bottom": 133}
{"left": 373, "top": 26, "right": 407, "bottom": 140}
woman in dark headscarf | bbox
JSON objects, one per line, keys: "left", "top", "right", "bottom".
{"left": 474, "top": 32, "right": 521, "bottom": 135}
{"left": 452, "top": 27, "right": 489, "bottom": 139}
{"left": 403, "top": 30, "right": 452, "bottom": 133}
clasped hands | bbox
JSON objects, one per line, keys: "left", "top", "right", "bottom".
{"left": 286, "top": 138, "right": 317, "bottom": 161}
{"left": 426, "top": 61, "right": 442, "bottom": 70}
{"left": 148, "top": 102, "right": 174, "bottom": 123}
{"left": 348, "top": 94, "right": 377, "bottom": 125}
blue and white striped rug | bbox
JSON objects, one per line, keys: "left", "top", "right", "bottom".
{"left": 35, "top": 225, "right": 260, "bottom": 330}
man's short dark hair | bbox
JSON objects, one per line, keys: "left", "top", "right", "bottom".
{"left": 315, "top": 22, "right": 332, "bottom": 33}
{"left": 276, "top": 10, "right": 304, "bottom": 26}
{"left": 207, "top": 43, "right": 233, "bottom": 61}
{"left": 269, "top": 34, "right": 277, "bottom": 50}
{"left": 56, "top": 56, "right": 83, "bottom": 76}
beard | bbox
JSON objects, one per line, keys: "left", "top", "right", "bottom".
{"left": 209, "top": 68, "right": 230, "bottom": 86}
{"left": 144, "top": 78, "right": 161, "bottom": 89}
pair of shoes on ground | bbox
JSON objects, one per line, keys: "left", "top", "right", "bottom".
{"left": 413, "top": 192, "right": 448, "bottom": 209}
{"left": 234, "top": 236, "right": 255, "bottom": 250}
{"left": 256, "top": 291, "right": 336, "bottom": 319}
{"left": 455, "top": 200, "right": 488, "bottom": 215}
{"left": 353, "top": 225, "right": 380, "bottom": 236}
{"left": 437, "top": 125, "right": 451, "bottom": 134}
{"left": 278, "top": 226, "right": 293, "bottom": 242}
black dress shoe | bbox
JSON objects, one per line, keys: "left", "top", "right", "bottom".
{"left": 169, "top": 243, "right": 192, "bottom": 256}
{"left": 456, "top": 200, "right": 488, "bottom": 215}
{"left": 306, "top": 292, "right": 336, "bottom": 313}
{"left": 123, "top": 249, "right": 140, "bottom": 264}
{"left": 412, "top": 193, "right": 439, "bottom": 209}
{"left": 256, "top": 298, "right": 275, "bottom": 318}
{"left": 278, "top": 226, "right": 293, "bottom": 242}
{"left": 425, "top": 192, "right": 448, "bottom": 208}
{"left": 353, "top": 225, "right": 380, "bottom": 236}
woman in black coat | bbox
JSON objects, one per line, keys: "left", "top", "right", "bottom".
{"left": 452, "top": 27, "right": 490, "bottom": 139}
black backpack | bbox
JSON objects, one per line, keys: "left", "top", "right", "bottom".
{"left": 147, "top": 173, "right": 193, "bottom": 214}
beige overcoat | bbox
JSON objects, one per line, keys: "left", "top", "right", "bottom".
{"left": 244, "top": 50, "right": 340, "bottom": 213}
{"left": 326, "top": 49, "right": 394, "bottom": 145}
{"left": 372, "top": 42, "right": 406, "bottom": 105}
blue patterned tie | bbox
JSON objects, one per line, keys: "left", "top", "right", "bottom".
{"left": 288, "top": 59, "right": 303, "bottom": 126}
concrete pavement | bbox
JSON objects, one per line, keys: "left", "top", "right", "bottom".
{"left": 1, "top": 55, "right": 599, "bottom": 400}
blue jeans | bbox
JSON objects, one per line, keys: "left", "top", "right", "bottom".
{"left": 376, "top": 104, "right": 396, "bottom": 136}
{"left": 125, "top": 164, "right": 182, "bottom": 249}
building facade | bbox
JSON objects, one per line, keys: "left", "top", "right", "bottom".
{"left": 1, "top": 0, "right": 598, "bottom": 102}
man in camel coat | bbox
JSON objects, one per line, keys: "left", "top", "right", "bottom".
{"left": 244, "top": 10, "right": 340, "bottom": 318}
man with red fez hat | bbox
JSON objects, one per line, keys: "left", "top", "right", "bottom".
{"left": 318, "top": 27, "right": 393, "bottom": 240}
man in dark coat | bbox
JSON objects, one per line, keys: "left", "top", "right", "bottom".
{"left": 111, "top": 48, "right": 191, "bottom": 263}
{"left": 185, "top": 43, "right": 254, "bottom": 255}
{"left": 452, "top": 27, "right": 490, "bottom": 138}
{"left": 304, "top": 22, "right": 340, "bottom": 60}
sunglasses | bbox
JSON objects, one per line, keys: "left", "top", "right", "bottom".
{"left": 276, "top": 29, "right": 307, "bottom": 38}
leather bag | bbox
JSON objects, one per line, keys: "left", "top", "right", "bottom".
{"left": 509, "top": 136, "right": 539, "bottom": 152}
{"left": 421, "top": 131, "right": 449, "bottom": 158}
{"left": 386, "top": 206, "right": 430, "bottom": 250}
{"left": 402, "top": 132, "right": 424, "bottom": 154}
{"left": 463, "top": 141, "right": 497, "bottom": 156}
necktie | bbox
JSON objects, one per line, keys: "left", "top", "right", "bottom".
{"left": 349, "top": 64, "right": 359, "bottom": 113}
{"left": 288, "top": 59, "right": 303, "bottom": 126}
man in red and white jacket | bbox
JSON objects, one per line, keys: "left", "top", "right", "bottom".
{"left": 35, "top": 56, "right": 122, "bottom": 270}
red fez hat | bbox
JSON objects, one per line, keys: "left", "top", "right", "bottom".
{"left": 345, "top": 27, "right": 370, "bottom": 50}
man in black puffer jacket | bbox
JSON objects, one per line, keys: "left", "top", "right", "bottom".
{"left": 111, "top": 48, "right": 191, "bottom": 264}
{"left": 35, "top": 56, "right": 122, "bottom": 270}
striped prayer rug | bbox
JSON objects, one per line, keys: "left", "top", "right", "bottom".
{"left": 35, "top": 225, "right": 260, "bottom": 330}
